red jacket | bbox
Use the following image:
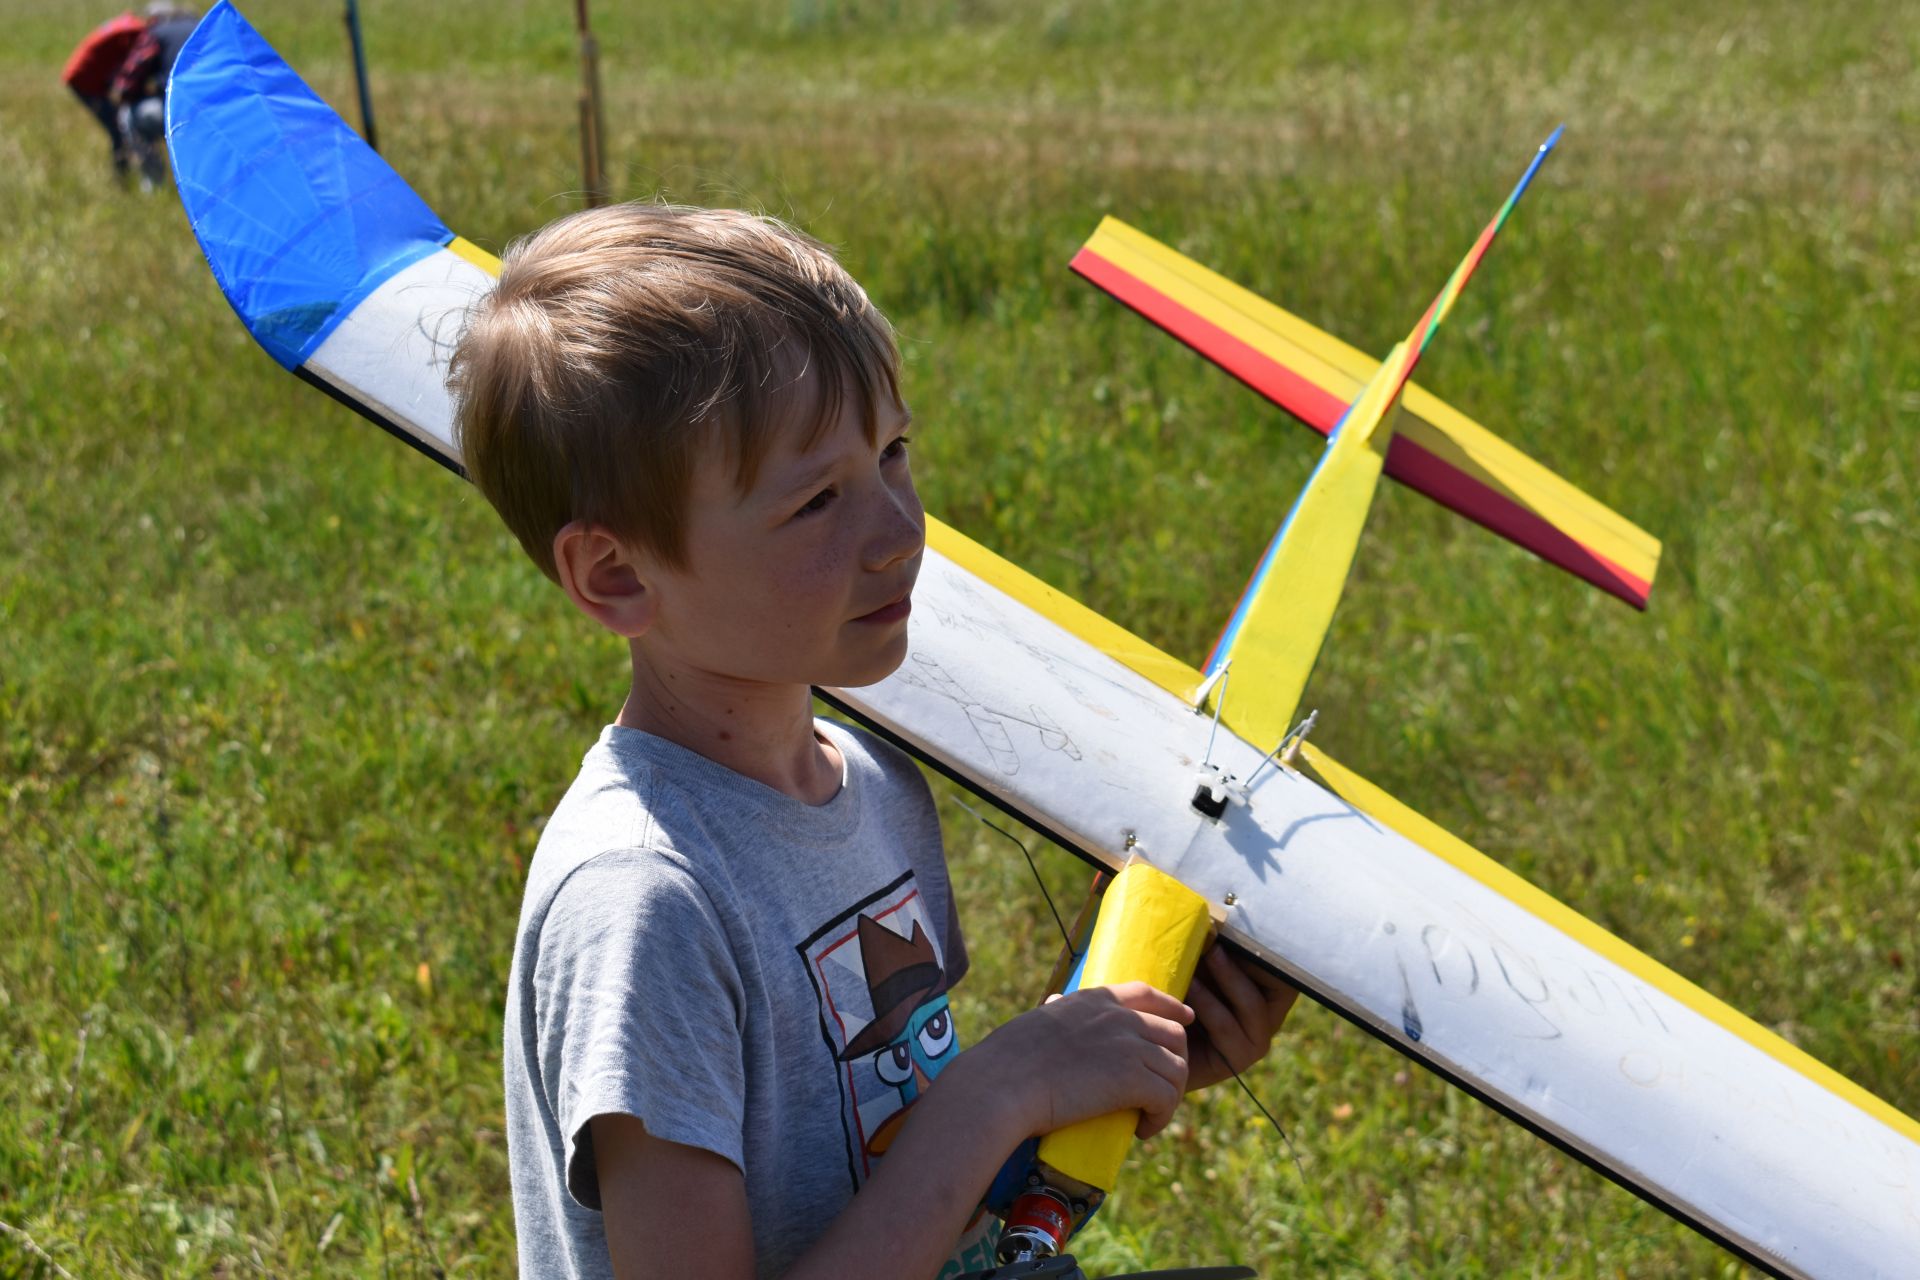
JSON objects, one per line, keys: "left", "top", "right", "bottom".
{"left": 61, "top": 12, "right": 146, "bottom": 97}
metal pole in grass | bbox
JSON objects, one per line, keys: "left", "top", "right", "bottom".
{"left": 343, "top": 0, "right": 379, "bottom": 151}
{"left": 574, "top": 0, "right": 609, "bottom": 206}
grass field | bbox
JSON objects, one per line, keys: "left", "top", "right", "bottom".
{"left": 3, "top": 0, "right": 1917, "bottom": 1275}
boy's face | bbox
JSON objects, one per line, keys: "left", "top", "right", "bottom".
{"left": 643, "top": 378, "right": 923, "bottom": 691}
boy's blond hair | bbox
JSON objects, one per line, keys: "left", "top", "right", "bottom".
{"left": 449, "top": 203, "right": 901, "bottom": 580}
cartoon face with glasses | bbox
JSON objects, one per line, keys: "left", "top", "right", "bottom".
{"left": 837, "top": 914, "right": 961, "bottom": 1156}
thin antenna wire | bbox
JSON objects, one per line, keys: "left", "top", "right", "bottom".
{"left": 954, "top": 797, "right": 1072, "bottom": 951}
{"left": 1230, "top": 1064, "right": 1308, "bottom": 1183}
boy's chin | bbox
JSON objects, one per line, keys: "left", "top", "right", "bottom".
{"left": 821, "top": 633, "right": 912, "bottom": 690}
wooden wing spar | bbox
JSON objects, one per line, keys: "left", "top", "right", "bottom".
{"left": 167, "top": 7, "right": 1918, "bottom": 1277}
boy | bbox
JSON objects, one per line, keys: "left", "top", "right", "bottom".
{"left": 449, "top": 203, "right": 1296, "bottom": 1280}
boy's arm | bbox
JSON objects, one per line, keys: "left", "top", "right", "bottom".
{"left": 595, "top": 1064, "right": 1012, "bottom": 1280}
{"left": 595, "top": 1119, "right": 753, "bottom": 1278}
{"left": 596, "top": 981, "right": 1194, "bottom": 1280}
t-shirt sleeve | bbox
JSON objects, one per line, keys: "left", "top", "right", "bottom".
{"left": 531, "top": 849, "right": 747, "bottom": 1210}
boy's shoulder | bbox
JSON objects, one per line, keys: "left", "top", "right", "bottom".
{"left": 544, "top": 714, "right": 926, "bottom": 834}
{"left": 519, "top": 718, "right": 936, "bottom": 926}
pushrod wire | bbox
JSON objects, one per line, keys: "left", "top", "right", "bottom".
{"left": 1201, "top": 662, "right": 1231, "bottom": 769}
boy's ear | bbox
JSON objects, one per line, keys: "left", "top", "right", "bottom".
{"left": 553, "top": 520, "right": 658, "bottom": 638}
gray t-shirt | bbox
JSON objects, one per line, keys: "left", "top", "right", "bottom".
{"left": 504, "top": 719, "right": 1002, "bottom": 1278}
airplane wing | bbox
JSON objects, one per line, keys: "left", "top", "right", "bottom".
{"left": 167, "top": 7, "right": 1919, "bottom": 1277}
{"left": 1071, "top": 216, "right": 1663, "bottom": 610}
{"left": 848, "top": 515, "right": 1920, "bottom": 1280}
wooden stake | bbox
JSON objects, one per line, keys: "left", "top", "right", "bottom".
{"left": 574, "top": 0, "right": 609, "bottom": 206}
{"left": 344, "top": 0, "right": 378, "bottom": 152}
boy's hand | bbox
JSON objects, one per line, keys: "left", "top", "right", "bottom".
{"left": 961, "top": 981, "right": 1193, "bottom": 1143}
{"left": 1183, "top": 944, "right": 1299, "bottom": 1093}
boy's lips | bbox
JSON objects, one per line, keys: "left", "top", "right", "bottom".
{"left": 851, "top": 589, "right": 913, "bottom": 625}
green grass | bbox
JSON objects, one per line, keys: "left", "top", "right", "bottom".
{"left": 3, "top": 0, "right": 1917, "bottom": 1275}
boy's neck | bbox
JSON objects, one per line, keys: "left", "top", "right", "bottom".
{"left": 616, "top": 643, "right": 844, "bottom": 806}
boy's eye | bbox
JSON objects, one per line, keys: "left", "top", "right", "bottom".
{"left": 881, "top": 434, "right": 912, "bottom": 462}
{"left": 795, "top": 487, "right": 836, "bottom": 518}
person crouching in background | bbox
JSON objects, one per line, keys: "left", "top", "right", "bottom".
{"left": 110, "top": 6, "right": 200, "bottom": 191}
{"left": 60, "top": 9, "right": 148, "bottom": 183}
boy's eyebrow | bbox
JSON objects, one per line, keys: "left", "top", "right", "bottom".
{"left": 767, "top": 406, "right": 916, "bottom": 504}
{"left": 773, "top": 457, "right": 840, "bottom": 502}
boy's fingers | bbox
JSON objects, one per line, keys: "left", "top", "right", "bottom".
{"left": 1136, "top": 1100, "right": 1180, "bottom": 1140}
{"left": 1239, "top": 956, "right": 1296, "bottom": 994}
{"left": 1108, "top": 980, "right": 1194, "bottom": 1025}
{"left": 1137, "top": 1012, "right": 1191, "bottom": 1060}
{"left": 1220, "top": 947, "right": 1302, "bottom": 1008}
{"left": 1206, "top": 946, "right": 1271, "bottom": 1035}
{"left": 1147, "top": 1041, "right": 1188, "bottom": 1090}
{"left": 1133, "top": 1056, "right": 1186, "bottom": 1138}
{"left": 1187, "top": 974, "right": 1255, "bottom": 1064}
{"left": 1213, "top": 947, "right": 1301, "bottom": 1038}
{"left": 1136, "top": 1105, "right": 1175, "bottom": 1141}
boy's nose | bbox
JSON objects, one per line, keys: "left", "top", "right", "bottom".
{"left": 864, "top": 481, "right": 925, "bottom": 571}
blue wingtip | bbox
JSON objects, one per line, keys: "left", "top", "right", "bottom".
{"left": 167, "top": 1, "right": 449, "bottom": 370}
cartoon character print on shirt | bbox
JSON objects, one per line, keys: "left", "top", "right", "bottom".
{"left": 797, "top": 869, "right": 1003, "bottom": 1276}
{"left": 836, "top": 914, "right": 956, "bottom": 1158}
{"left": 796, "top": 870, "right": 963, "bottom": 1188}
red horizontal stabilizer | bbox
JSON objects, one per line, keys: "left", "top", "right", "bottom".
{"left": 1071, "top": 241, "right": 1656, "bottom": 609}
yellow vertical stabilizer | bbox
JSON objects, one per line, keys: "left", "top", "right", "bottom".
{"left": 1207, "top": 343, "right": 1408, "bottom": 753}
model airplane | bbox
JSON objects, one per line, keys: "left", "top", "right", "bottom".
{"left": 168, "top": 6, "right": 1920, "bottom": 1277}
